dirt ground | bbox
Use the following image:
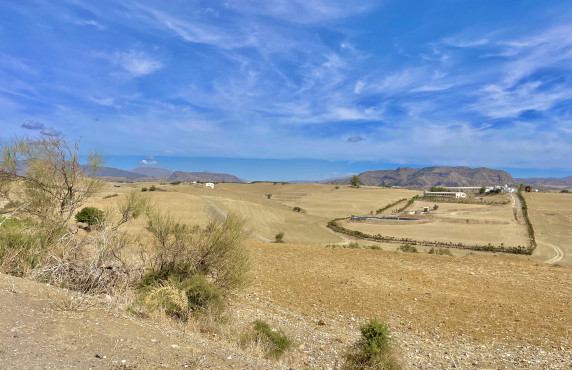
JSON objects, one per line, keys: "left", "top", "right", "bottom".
{"left": 4, "top": 183, "right": 566, "bottom": 368}
{"left": 1, "top": 242, "right": 571, "bottom": 369}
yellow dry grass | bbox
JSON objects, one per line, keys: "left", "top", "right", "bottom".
{"left": 525, "top": 192, "right": 572, "bottom": 264}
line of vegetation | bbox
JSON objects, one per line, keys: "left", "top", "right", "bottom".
{"left": 103, "top": 193, "right": 119, "bottom": 199}
{"left": 375, "top": 198, "right": 406, "bottom": 214}
{"left": 518, "top": 184, "right": 537, "bottom": 250}
{"left": 394, "top": 195, "right": 419, "bottom": 213}
{"left": 327, "top": 218, "right": 532, "bottom": 255}
{"left": 422, "top": 196, "right": 510, "bottom": 205}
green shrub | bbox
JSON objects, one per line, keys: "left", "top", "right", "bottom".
{"left": 430, "top": 186, "right": 447, "bottom": 192}
{"left": 274, "top": 232, "right": 285, "bottom": 243}
{"left": 266, "top": 193, "right": 272, "bottom": 199}
{"left": 348, "top": 242, "right": 360, "bottom": 249}
{"left": 293, "top": 206, "right": 302, "bottom": 212}
{"left": 170, "top": 181, "right": 182, "bottom": 185}
{"left": 253, "top": 320, "right": 292, "bottom": 358}
{"left": 398, "top": 244, "right": 418, "bottom": 253}
{"left": 428, "top": 247, "right": 453, "bottom": 256}
{"left": 0, "top": 217, "right": 50, "bottom": 276}
{"left": 141, "top": 187, "right": 148, "bottom": 192}
{"left": 103, "top": 193, "right": 118, "bottom": 199}
{"left": 344, "top": 319, "right": 401, "bottom": 369}
{"left": 74, "top": 207, "right": 105, "bottom": 226}
{"left": 149, "top": 185, "right": 157, "bottom": 191}
{"left": 560, "top": 189, "right": 569, "bottom": 193}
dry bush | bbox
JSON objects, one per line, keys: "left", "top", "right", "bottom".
{"left": 138, "top": 211, "right": 250, "bottom": 320}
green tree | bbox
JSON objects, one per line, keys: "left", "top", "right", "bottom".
{"left": 350, "top": 175, "right": 361, "bottom": 188}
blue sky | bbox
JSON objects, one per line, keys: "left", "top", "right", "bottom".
{"left": 1, "top": 0, "right": 572, "bottom": 180}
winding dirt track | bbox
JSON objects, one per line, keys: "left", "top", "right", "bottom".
{"left": 544, "top": 241, "right": 564, "bottom": 264}
{"left": 200, "top": 196, "right": 272, "bottom": 242}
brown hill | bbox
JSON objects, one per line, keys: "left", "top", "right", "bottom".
{"left": 333, "top": 166, "right": 514, "bottom": 188}
{"left": 131, "top": 167, "right": 173, "bottom": 177}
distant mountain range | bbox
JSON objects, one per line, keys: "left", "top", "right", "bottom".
{"left": 514, "top": 176, "right": 572, "bottom": 190}
{"left": 332, "top": 166, "right": 514, "bottom": 188}
{"left": 131, "top": 167, "right": 173, "bottom": 177}
{"left": 90, "top": 166, "right": 244, "bottom": 183}
{"left": 88, "top": 165, "right": 571, "bottom": 189}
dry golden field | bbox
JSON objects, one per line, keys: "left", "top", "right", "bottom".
{"left": 525, "top": 192, "right": 572, "bottom": 264}
{"left": 89, "top": 182, "right": 569, "bottom": 263}
{"left": 340, "top": 197, "right": 530, "bottom": 247}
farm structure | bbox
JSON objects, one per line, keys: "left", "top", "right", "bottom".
{"left": 205, "top": 182, "right": 215, "bottom": 189}
{"left": 442, "top": 186, "right": 482, "bottom": 193}
{"left": 424, "top": 191, "right": 467, "bottom": 199}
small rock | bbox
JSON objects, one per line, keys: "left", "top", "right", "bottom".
{"left": 317, "top": 319, "right": 326, "bottom": 326}
{"left": 171, "top": 344, "right": 179, "bottom": 349}
{"left": 95, "top": 353, "right": 103, "bottom": 359}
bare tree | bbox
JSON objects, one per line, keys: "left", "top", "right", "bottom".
{"left": 0, "top": 136, "right": 103, "bottom": 229}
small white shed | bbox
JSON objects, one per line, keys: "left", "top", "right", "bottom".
{"left": 205, "top": 182, "right": 214, "bottom": 189}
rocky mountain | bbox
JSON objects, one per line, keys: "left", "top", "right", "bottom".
{"left": 168, "top": 171, "right": 244, "bottom": 183}
{"left": 131, "top": 167, "right": 173, "bottom": 177}
{"left": 332, "top": 166, "right": 514, "bottom": 188}
{"left": 88, "top": 166, "right": 244, "bottom": 183}
{"left": 91, "top": 166, "right": 147, "bottom": 179}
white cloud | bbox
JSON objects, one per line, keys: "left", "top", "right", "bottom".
{"left": 112, "top": 50, "right": 162, "bottom": 77}
{"left": 75, "top": 19, "right": 105, "bottom": 30}
{"left": 354, "top": 80, "right": 365, "bottom": 94}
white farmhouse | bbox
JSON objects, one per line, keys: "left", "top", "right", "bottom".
{"left": 205, "top": 182, "right": 214, "bottom": 189}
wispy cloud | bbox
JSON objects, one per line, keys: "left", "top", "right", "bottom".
{"left": 347, "top": 136, "right": 365, "bottom": 142}
{"left": 75, "top": 19, "right": 105, "bottom": 30}
{"left": 40, "top": 128, "right": 61, "bottom": 137}
{"left": 21, "top": 120, "right": 44, "bottom": 130}
{"left": 111, "top": 50, "right": 162, "bottom": 77}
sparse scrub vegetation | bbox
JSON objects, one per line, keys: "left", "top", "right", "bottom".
{"left": 103, "top": 193, "right": 119, "bottom": 199}
{"left": 344, "top": 319, "right": 401, "bottom": 370}
{"left": 292, "top": 206, "right": 302, "bottom": 212}
{"left": 134, "top": 211, "right": 250, "bottom": 320}
{"left": 428, "top": 247, "right": 453, "bottom": 256}
{"left": 398, "top": 244, "right": 418, "bottom": 253}
{"left": 141, "top": 187, "right": 148, "bottom": 192}
{"left": 250, "top": 319, "right": 292, "bottom": 359}
{"left": 274, "top": 232, "right": 285, "bottom": 243}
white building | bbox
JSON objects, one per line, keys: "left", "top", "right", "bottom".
{"left": 205, "top": 182, "right": 214, "bottom": 189}
{"left": 424, "top": 191, "right": 466, "bottom": 199}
